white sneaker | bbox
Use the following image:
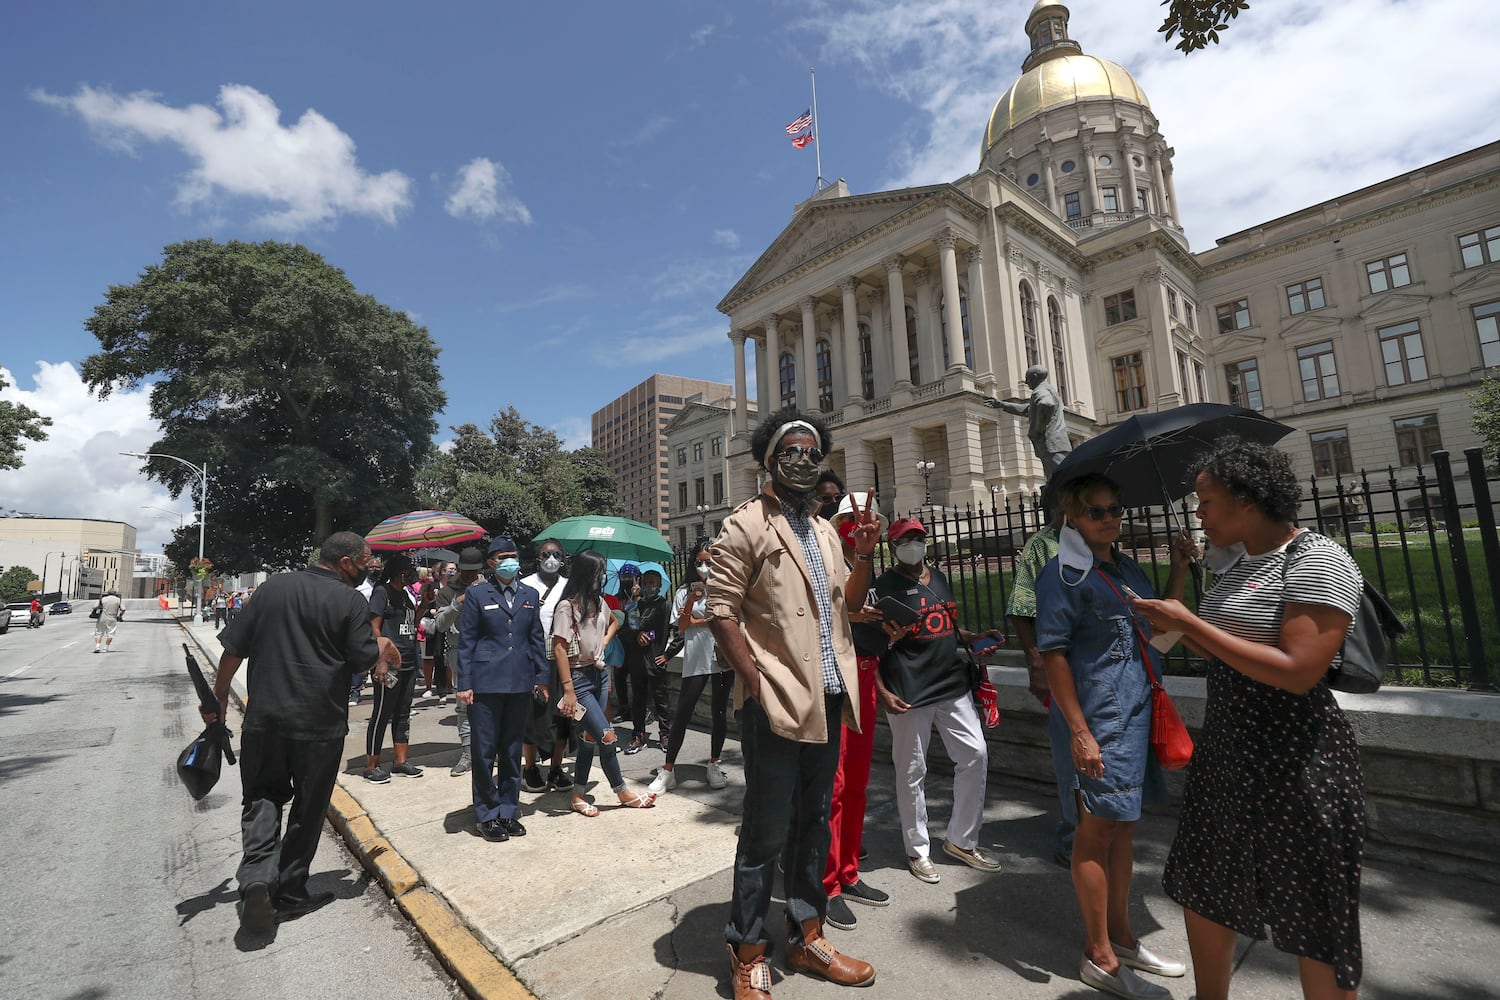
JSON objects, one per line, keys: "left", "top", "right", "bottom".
{"left": 1113, "top": 941, "right": 1187, "bottom": 978}
{"left": 422, "top": 688, "right": 434, "bottom": 698}
{"left": 648, "top": 769, "right": 675, "bottom": 795}
{"left": 1080, "top": 958, "right": 1169, "bottom": 1000}
{"left": 706, "top": 761, "right": 728, "bottom": 789}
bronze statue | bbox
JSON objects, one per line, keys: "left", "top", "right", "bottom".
{"left": 985, "top": 365, "right": 1072, "bottom": 480}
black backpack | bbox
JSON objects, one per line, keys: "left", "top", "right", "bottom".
{"left": 1284, "top": 533, "right": 1405, "bottom": 693}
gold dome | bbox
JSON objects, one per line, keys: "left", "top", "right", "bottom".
{"left": 984, "top": 53, "right": 1149, "bottom": 153}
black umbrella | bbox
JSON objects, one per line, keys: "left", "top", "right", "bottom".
{"left": 1051, "top": 403, "right": 1293, "bottom": 509}
{"left": 176, "top": 642, "right": 236, "bottom": 800}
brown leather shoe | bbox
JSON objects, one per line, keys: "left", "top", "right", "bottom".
{"left": 729, "top": 943, "right": 773, "bottom": 1000}
{"left": 785, "top": 918, "right": 876, "bottom": 987}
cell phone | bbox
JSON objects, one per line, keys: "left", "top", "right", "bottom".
{"left": 1120, "top": 585, "right": 1142, "bottom": 601}
{"left": 873, "top": 595, "right": 921, "bottom": 628}
{"left": 569, "top": 701, "right": 588, "bottom": 721}
{"left": 533, "top": 687, "right": 550, "bottom": 705}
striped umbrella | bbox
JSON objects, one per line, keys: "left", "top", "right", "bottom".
{"left": 365, "top": 510, "right": 486, "bottom": 552}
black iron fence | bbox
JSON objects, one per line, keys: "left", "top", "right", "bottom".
{"left": 667, "top": 447, "right": 1499, "bottom": 691}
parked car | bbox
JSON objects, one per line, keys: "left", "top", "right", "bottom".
{"left": 7, "top": 602, "right": 40, "bottom": 628}
{"left": 50, "top": 601, "right": 72, "bottom": 615}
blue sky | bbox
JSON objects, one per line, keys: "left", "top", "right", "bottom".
{"left": 3, "top": 0, "right": 1496, "bottom": 556}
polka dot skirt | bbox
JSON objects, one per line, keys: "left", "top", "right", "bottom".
{"left": 1163, "top": 661, "right": 1365, "bottom": 990}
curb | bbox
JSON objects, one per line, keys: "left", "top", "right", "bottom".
{"left": 177, "top": 620, "right": 536, "bottom": 1000}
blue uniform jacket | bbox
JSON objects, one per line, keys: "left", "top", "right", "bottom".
{"left": 456, "top": 577, "right": 548, "bottom": 694}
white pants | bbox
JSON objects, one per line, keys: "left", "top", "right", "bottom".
{"left": 887, "top": 691, "right": 989, "bottom": 859}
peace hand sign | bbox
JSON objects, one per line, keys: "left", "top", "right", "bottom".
{"left": 851, "top": 488, "right": 880, "bottom": 556}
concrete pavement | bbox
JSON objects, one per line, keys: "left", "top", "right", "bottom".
{"left": 179, "top": 615, "right": 1500, "bottom": 1000}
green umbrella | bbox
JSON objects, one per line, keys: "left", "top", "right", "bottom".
{"left": 534, "top": 515, "right": 674, "bottom": 563}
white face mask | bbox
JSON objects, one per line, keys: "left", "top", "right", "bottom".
{"left": 696, "top": 563, "right": 712, "bottom": 580}
{"left": 539, "top": 554, "right": 563, "bottom": 574}
{"left": 895, "top": 539, "right": 927, "bottom": 566}
{"left": 1058, "top": 524, "right": 1095, "bottom": 586}
{"left": 1202, "top": 540, "right": 1246, "bottom": 573}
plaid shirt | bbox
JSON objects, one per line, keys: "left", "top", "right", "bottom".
{"left": 782, "top": 499, "right": 845, "bottom": 695}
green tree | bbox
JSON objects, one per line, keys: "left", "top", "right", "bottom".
{"left": 0, "top": 373, "right": 51, "bottom": 471}
{"left": 416, "top": 408, "right": 620, "bottom": 548}
{"left": 0, "top": 565, "right": 38, "bottom": 602}
{"left": 1473, "top": 377, "right": 1500, "bottom": 469}
{"left": 83, "top": 239, "right": 445, "bottom": 573}
{"left": 1159, "top": 0, "right": 1251, "bottom": 53}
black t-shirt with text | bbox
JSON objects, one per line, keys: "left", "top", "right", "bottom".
{"left": 873, "top": 565, "right": 968, "bottom": 710}
{"left": 367, "top": 584, "right": 417, "bottom": 667}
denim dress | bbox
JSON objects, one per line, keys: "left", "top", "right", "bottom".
{"left": 1035, "top": 551, "right": 1166, "bottom": 824}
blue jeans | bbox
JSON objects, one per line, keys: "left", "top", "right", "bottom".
{"left": 571, "top": 665, "right": 625, "bottom": 793}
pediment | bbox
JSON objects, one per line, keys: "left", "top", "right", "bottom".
{"left": 1091, "top": 321, "right": 1148, "bottom": 351}
{"left": 1358, "top": 289, "right": 1431, "bottom": 321}
{"left": 1213, "top": 329, "right": 1267, "bottom": 353}
{"left": 1451, "top": 262, "right": 1500, "bottom": 299}
{"left": 718, "top": 186, "right": 954, "bottom": 310}
{"left": 1278, "top": 311, "right": 1344, "bottom": 341}
{"left": 1170, "top": 319, "right": 1204, "bottom": 347}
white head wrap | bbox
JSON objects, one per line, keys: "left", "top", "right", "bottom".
{"left": 762, "top": 420, "right": 822, "bottom": 467}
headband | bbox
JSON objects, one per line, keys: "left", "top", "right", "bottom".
{"left": 762, "top": 420, "right": 821, "bottom": 466}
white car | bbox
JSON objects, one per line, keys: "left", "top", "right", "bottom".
{"left": 7, "top": 602, "right": 40, "bottom": 628}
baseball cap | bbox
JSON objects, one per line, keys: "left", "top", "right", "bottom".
{"left": 617, "top": 562, "right": 641, "bottom": 577}
{"left": 887, "top": 518, "right": 927, "bottom": 543}
{"left": 831, "top": 491, "right": 887, "bottom": 534}
{"left": 487, "top": 536, "right": 517, "bottom": 555}
{"left": 457, "top": 546, "right": 486, "bottom": 570}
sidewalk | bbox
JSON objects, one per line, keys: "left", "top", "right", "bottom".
{"left": 181, "top": 618, "right": 1500, "bottom": 1000}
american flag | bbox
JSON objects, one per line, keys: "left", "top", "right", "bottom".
{"left": 785, "top": 109, "right": 813, "bottom": 135}
{"left": 791, "top": 133, "right": 815, "bottom": 149}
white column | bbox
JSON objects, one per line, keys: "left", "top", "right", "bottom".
{"left": 1150, "top": 147, "right": 1167, "bottom": 217}
{"left": 966, "top": 245, "right": 992, "bottom": 379}
{"left": 763, "top": 314, "right": 782, "bottom": 411}
{"left": 731, "top": 330, "right": 749, "bottom": 434}
{"left": 883, "top": 255, "right": 910, "bottom": 387}
{"left": 1163, "top": 155, "right": 1181, "bottom": 224}
{"left": 938, "top": 229, "right": 967, "bottom": 370}
{"left": 754, "top": 334, "right": 769, "bottom": 413}
{"left": 840, "top": 278, "right": 862, "bottom": 402}
{"left": 799, "top": 296, "right": 820, "bottom": 412}
{"left": 1119, "top": 138, "right": 1139, "bottom": 214}
{"left": 1042, "top": 155, "right": 1058, "bottom": 214}
{"left": 913, "top": 268, "right": 937, "bottom": 382}
{"left": 1082, "top": 141, "right": 1100, "bottom": 217}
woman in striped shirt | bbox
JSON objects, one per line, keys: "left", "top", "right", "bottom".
{"left": 1132, "top": 440, "right": 1366, "bottom": 1000}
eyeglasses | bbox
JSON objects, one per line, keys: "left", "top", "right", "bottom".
{"left": 694, "top": 561, "right": 712, "bottom": 568}
{"left": 1083, "top": 504, "right": 1126, "bottom": 521}
{"left": 777, "top": 444, "right": 825, "bottom": 464}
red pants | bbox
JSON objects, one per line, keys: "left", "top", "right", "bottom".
{"left": 824, "top": 655, "right": 880, "bottom": 895}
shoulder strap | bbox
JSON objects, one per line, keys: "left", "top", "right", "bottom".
{"left": 1092, "top": 568, "right": 1161, "bottom": 685}
{"left": 539, "top": 579, "right": 559, "bottom": 603}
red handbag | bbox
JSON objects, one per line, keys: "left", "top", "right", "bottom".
{"left": 1095, "top": 570, "right": 1194, "bottom": 770}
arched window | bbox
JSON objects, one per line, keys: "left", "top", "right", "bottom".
{"left": 905, "top": 305, "right": 921, "bottom": 384}
{"left": 778, "top": 351, "right": 797, "bottom": 409}
{"left": 1020, "top": 281, "right": 1040, "bottom": 368}
{"left": 815, "top": 338, "right": 833, "bottom": 412}
{"left": 857, "top": 322, "right": 874, "bottom": 400}
{"left": 939, "top": 293, "right": 974, "bottom": 369}
{"left": 1047, "top": 296, "right": 1069, "bottom": 402}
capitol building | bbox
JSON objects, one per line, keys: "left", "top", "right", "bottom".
{"left": 716, "top": 1, "right": 1499, "bottom": 515}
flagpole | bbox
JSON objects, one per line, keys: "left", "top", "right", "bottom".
{"left": 810, "top": 66, "right": 826, "bottom": 191}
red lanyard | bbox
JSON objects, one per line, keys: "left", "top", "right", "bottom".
{"left": 1092, "top": 568, "right": 1162, "bottom": 686}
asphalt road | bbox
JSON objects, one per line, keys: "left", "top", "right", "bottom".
{"left": 0, "top": 609, "right": 460, "bottom": 1000}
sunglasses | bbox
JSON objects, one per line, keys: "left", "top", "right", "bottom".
{"left": 778, "top": 444, "right": 825, "bottom": 464}
{"left": 1083, "top": 504, "right": 1126, "bottom": 521}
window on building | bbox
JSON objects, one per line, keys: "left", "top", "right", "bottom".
{"left": 1104, "top": 289, "right": 1137, "bottom": 325}
{"left": 693, "top": 441, "right": 703, "bottom": 462}
{"left": 1047, "top": 296, "right": 1069, "bottom": 402}
{"left": 711, "top": 519, "right": 722, "bottom": 537}
{"left": 1297, "top": 341, "right": 1340, "bottom": 401}
{"left": 1475, "top": 299, "right": 1500, "bottom": 368}
{"left": 1458, "top": 226, "right": 1500, "bottom": 269}
{"left": 905, "top": 305, "right": 921, "bottom": 384}
{"left": 677, "top": 481, "right": 688, "bottom": 510}
{"left": 778, "top": 351, "right": 797, "bottom": 408}
{"left": 1167, "top": 287, "right": 1179, "bottom": 319}
{"left": 1286, "top": 277, "right": 1326, "bottom": 315}
{"left": 1020, "top": 281, "right": 1040, "bottom": 367}
{"left": 1136, "top": 186, "right": 1150, "bottom": 213}
{"left": 940, "top": 293, "right": 974, "bottom": 369}
{"left": 694, "top": 478, "right": 705, "bottom": 506}
{"left": 678, "top": 527, "right": 688, "bottom": 550}
{"left": 1378, "top": 319, "right": 1428, "bottom": 385}
{"left": 1112, "top": 353, "right": 1147, "bottom": 411}
{"left": 1101, "top": 186, "right": 1119, "bottom": 213}
{"left": 676, "top": 447, "right": 686, "bottom": 466}
{"left": 1310, "top": 428, "right": 1354, "bottom": 477}
{"left": 1194, "top": 361, "right": 1209, "bottom": 404}
{"left": 858, "top": 321, "right": 874, "bottom": 399}
{"left": 1177, "top": 351, "right": 1194, "bottom": 402}
{"left": 711, "top": 435, "right": 723, "bottom": 456}
{"left": 1216, "top": 297, "right": 1252, "bottom": 333}
{"left": 712, "top": 472, "right": 724, "bottom": 504}
{"left": 1064, "top": 191, "right": 1082, "bottom": 219}
{"left": 1365, "top": 252, "right": 1412, "bottom": 293}
{"left": 1225, "top": 359, "right": 1263, "bottom": 410}
{"left": 816, "top": 338, "right": 834, "bottom": 410}
{"left": 1395, "top": 414, "right": 1443, "bottom": 468}
{"left": 1184, "top": 300, "right": 1196, "bottom": 331}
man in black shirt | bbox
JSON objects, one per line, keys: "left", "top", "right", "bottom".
{"left": 204, "top": 531, "right": 399, "bottom": 935}
{"left": 622, "top": 569, "right": 672, "bottom": 755}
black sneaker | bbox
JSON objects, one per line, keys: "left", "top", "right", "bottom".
{"left": 389, "top": 762, "right": 423, "bottom": 778}
{"left": 547, "top": 769, "right": 574, "bottom": 791}
{"left": 825, "top": 893, "right": 857, "bottom": 931}
{"left": 362, "top": 765, "right": 391, "bottom": 784}
{"left": 623, "top": 734, "right": 647, "bottom": 755}
{"left": 841, "top": 879, "right": 890, "bottom": 907}
{"left": 521, "top": 764, "right": 547, "bottom": 792}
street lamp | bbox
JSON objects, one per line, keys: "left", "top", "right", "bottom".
{"left": 122, "top": 451, "right": 209, "bottom": 611}
{"left": 916, "top": 459, "right": 936, "bottom": 506}
{"left": 41, "top": 550, "right": 65, "bottom": 601}
{"left": 142, "top": 504, "right": 186, "bottom": 528}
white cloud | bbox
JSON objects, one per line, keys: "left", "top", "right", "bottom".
{"left": 33, "top": 83, "right": 413, "bottom": 231}
{"left": 445, "top": 157, "right": 533, "bottom": 225}
{"left": 795, "top": 0, "right": 1500, "bottom": 249}
{"left": 550, "top": 417, "right": 593, "bottom": 450}
{"left": 688, "top": 24, "right": 717, "bottom": 48}
{"left": 650, "top": 255, "right": 750, "bottom": 302}
{"left": 712, "top": 228, "right": 742, "bottom": 249}
{"left": 614, "top": 114, "right": 676, "bottom": 149}
{"left": 0, "top": 362, "right": 191, "bottom": 557}
{"left": 606, "top": 327, "right": 726, "bottom": 366}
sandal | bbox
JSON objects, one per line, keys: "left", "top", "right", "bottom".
{"left": 570, "top": 799, "right": 600, "bottom": 818}
{"left": 618, "top": 791, "right": 656, "bottom": 809}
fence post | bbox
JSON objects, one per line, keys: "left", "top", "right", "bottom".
{"left": 1432, "top": 451, "right": 1492, "bottom": 690}
{"left": 1463, "top": 448, "right": 1500, "bottom": 691}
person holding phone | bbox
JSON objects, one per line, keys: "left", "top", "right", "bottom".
{"left": 871, "top": 517, "right": 1000, "bottom": 886}
{"left": 363, "top": 553, "right": 433, "bottom": 783}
